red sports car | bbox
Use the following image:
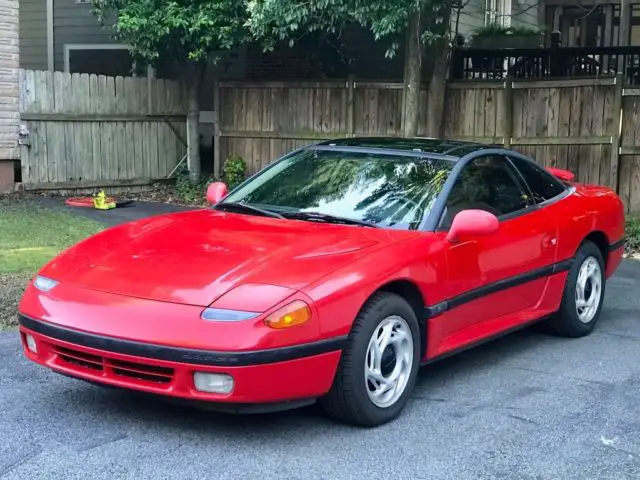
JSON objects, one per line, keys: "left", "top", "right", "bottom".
{"left": 18, "top": 138, "right": 625, "bottom": 427}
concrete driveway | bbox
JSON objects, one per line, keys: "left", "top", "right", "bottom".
{"left": 1, "top": 258, "right": 639, "bottom": 478}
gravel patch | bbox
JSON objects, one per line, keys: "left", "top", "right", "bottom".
{"left": 0, "top": 272, "right": 31, "bottom": 330}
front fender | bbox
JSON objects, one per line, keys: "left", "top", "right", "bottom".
{"left": 302, "top": 235, "right": 448, "bottom": 338}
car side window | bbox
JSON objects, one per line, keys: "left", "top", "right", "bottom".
{"left": 509, "top": 156, "right": 566, "bottom": 204}
{"left": 439, "top": 155, "right": 530, "bottom": 229}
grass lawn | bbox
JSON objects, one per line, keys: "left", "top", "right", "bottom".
{"left": 0, "top": 197, "right": 103, "bottom": 329}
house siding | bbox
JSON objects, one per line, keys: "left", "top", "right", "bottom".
{"left": 512, "top": 0, "right": 540, "bottom": 29}
{"left": 0, "top": 0, "right": 19, "bottom": 162}
{"left": 454, "top": 0, "right": 487, "bottom": 40}
{"left": 18, "top": 0, "right": 47, "bottom": 70}
{"left": 53, "top": 0, "right": 116, "bottom": 70}
{"left": 455, "top": 0, "right": 542, "bottom": 41}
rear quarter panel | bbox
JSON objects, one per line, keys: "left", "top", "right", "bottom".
{"left": 548, "top": 184, "right": 625, "bottom": 274}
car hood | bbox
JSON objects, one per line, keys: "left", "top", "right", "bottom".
{"left": 40, "top": 209, "right": 411, "bottom": 307}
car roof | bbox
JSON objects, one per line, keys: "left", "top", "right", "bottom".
{"left": 316, "top": 137, "right": 501, "bottom": 158}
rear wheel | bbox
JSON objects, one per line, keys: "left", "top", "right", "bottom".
{"left": 320, "top": 292, "right": 420, "bottom": 427}
{"left": 545, "top": 240, "right": 606, "bottom": 337}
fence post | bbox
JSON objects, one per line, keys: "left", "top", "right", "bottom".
{"left": 549, "top": 31, "right": 562, "bottom": 77}
{"left": 213, "top": 70, "right": 221, "bottom": 178}
{"left": 609, "top": 73, "right": 624, "bottom": 193}
{"left": 347, "top": 74, "right": 355, "bottom": 137}
{"left": 503, "top": 75, "right": 513, "bottom": 148}
{"left": 618, "top": 0, "right": 631, "bottom": 74}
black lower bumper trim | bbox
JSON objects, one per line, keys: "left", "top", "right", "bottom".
{"left": 18, "top": 314, "right": 347, "bottom": 367}
{"left": 163, "top": 396, "right": 318, "bottom": 414}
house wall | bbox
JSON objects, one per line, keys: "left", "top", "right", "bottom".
{"left": 454, "top": 0, "right": 542, "bottom": 41}
{"left": 18, "top": 0, "right": 46, "bottom": 70}
{"left": 511, "top": 0, "right": 540, "bottom": 29}
{"left": 0, "top": 0, "right": 19, "bottom": 192}
{"left": 19, "top": 0, "right": 119, "bottom": 72}
{"left": 454, "top": 0, "right": 487, "bottom": 39}
{"left": 53, "top": 0, "right": 116, "bottom": 71}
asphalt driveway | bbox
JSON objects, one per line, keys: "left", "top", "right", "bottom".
{"left": 2, "top": 260, "right": 639, "bottom": 479}
{"left": 38, "top": 197, "right": 196, "bottom": 227}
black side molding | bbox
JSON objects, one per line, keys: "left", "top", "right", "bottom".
{"left": 609, "top": 238, "right": 625, "bottom": 252}
{"left": 17, "top": 314, "right": 347, "bottom": 367}
{"left": 425, "top": 258, "right": 574, "bottom": 319}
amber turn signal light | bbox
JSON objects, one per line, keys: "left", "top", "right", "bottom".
{"left": 264, "top": 300, "right": 311, "bottom": 329}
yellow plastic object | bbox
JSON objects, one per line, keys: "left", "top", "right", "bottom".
{"left": 93, "top": 190, "right": 116, "bottom": 210}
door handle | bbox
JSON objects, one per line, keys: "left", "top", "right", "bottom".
{"left": 543, "top": 237, "right": 557, "bottom": 248}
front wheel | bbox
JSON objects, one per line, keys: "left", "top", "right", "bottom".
{"left": 320, "top": 292, "right": 420, "bottom": 427}
{"left": 545, "top": 240, "right": 606, "bottom": 337}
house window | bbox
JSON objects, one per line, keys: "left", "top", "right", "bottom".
{"left": 485, "top": 0, "right": 511, "bottom": 26}
{"left": 64, "top": 44, "right": 134, "bottom": 77}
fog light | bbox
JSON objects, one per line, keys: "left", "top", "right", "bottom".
{"left": 25, "top": 334, "right": 37, "bottom": 353}
{"left": 193, "top": 372, "right": 234, "bottom": 394}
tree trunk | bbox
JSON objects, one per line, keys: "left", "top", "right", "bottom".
{"left": 402, "top": 12, "right": 425, "bottom": 138}
{"left": 426, "top": 2, "right": 453, "bottom": 138}
{"left": 186, "top": 65, "right": 204, "bottom": 183}
{"left": 426, "top": 40, "right": 450, "bottom": 138}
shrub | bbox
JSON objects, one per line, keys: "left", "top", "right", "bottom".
{"left": 222, "top": 155, "right": 247, "bottom": 190}
{"left": 626, "top": 217, "right": 640, "bottom": 256}
{"left": 174, "top": 164, "right": 213, "bottom": 205}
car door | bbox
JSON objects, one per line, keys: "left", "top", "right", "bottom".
{"left": 433, "top": 154, "right": 559, "bottom": 352}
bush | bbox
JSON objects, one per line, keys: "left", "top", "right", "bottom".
{"left": 222, "top": 155, "right": 247, "bottom": 190}
{"left": 626, "top": 217, "right": 640, "bottom": 256}
{"left": 174, "top": 164, "right": 214, "bottom": 205}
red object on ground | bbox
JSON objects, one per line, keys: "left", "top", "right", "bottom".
{"left": 65, "top": 196, "right": 114, "bottom": 208}
{"left": 17, "top": 138, "right": 626, "bottom": 426}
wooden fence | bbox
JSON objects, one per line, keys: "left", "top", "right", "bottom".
{"left": 19, "top": 69, "right": 187, "bottom": 190}
{"left": 16, "top": 70, "right": 640, "bottom": 214}
{"left": 217, "top": 78, "right": 640, "bottom": 214}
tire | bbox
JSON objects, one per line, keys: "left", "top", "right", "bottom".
{"left": 545, "top": 240, "right": 606, "bottom": 338}
{"left": 320, "top": 292, "right": 421, "bottom": 427}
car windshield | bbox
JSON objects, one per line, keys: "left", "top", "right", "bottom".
{"left": 220, "top": 148, "right": 454, "bottom": 230}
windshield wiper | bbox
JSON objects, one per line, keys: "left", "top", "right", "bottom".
{"left": 216, "top": 201, "right": 285, "bottom": 219}
{"left": 282, "top": 211, "right": 379, "bottom": 228}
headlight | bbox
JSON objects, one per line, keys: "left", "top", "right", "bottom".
{"left": 200, "top": 308, "right": 259, "bottom": 322}
{"left": 33, "top": 275, "right": 59, "bottom": 292}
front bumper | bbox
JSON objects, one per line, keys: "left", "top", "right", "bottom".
{"left": 18, "top": 315, "right": 345, "bottom": 406}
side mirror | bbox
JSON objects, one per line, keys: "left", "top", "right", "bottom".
{"left": 447, "top": 209, "right": 499, "bottom": 243}
{"left": 546, "top": 166, "right": 575, "bottom": 182}
{"left": 206, "top": 182, "right": 228, "bottom": 205}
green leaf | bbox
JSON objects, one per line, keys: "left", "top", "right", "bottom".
{"left": 92, "top": 0, "right": 250, "bottom": 69}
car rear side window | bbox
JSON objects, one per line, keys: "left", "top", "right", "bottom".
{"left": 439, "top": 155, "right": 530, "bottom": 229}
{"left": 510, "top": 156, "right": 566, "bottom": 203}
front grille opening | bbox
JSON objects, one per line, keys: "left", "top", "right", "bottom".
{"left": 110, "top": 359, "right": 173, "bottom": 376}
{"left": 109, "top": 359, "right": 174, "bottom": 384}
{"left": 50, "top": 343, "right": 174, "bottom": 386}
{"left": 112, "top": 368, "right": 172, "bottom": 384}
{"left": 54, "top": 346, "right": 103, "bottom": 371}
